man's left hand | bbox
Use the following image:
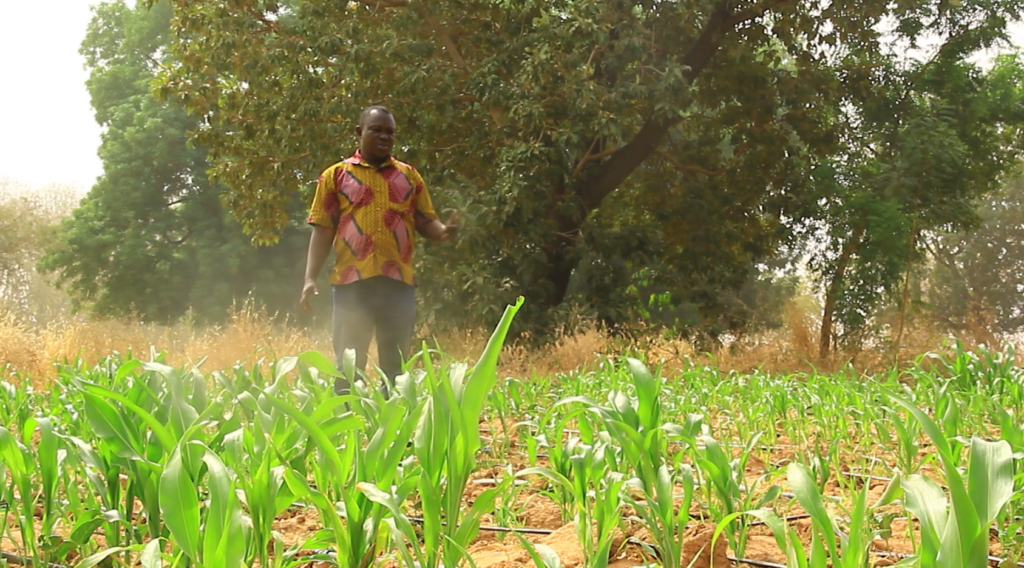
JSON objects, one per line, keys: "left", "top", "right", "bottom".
{"left": 442, "top": 212, "right": 459, "bottom": 241}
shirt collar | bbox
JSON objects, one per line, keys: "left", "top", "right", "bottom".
{"left": 346, "top": 149, "right": 396, "bottom": 169}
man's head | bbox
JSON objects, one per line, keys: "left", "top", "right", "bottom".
{"left": 356, "top": 105, "right": 396, "bottom": 166}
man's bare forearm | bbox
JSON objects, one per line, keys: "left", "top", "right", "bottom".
{"left": 305, "top": 225, "right": 335, "bottom": 281}
{"left": 416, "top": 219, "right": 450, "bottom": 242}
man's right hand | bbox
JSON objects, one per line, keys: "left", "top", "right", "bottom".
{"left": 300, "top": 279, "right": 319, "bottom": 313}
{"left": 302, "top": 225, "right": 335, "bottom": 313}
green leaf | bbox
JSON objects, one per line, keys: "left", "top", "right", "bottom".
{"left": 462, "top": 297, "right": 524, "bottom": 437}
{"left": 159, "top": 445, "right": 201, "bottom": 563}
{"left": 80, "top": 382, "right": 176, "bottom": 453}
{"left": 298, "top": 350, "right": 342, "bottom": 378}
{"left": 201, "top": 450, "right": 246, "bottom": 568}
{"left": 871, "top": 469, "right": 903, "bottom": 509}
{"left": 514, "top": 533, "right": 561, "bottom": 568}
{"left": 787, "top": 463, "right": 839, "bottom": 561}
{"left": 516, "top": 466, "right": 573, "bottom": 494}
{"left": 626, "top": 358, "right": 660, "bottom": 431}
{"left": 82, "top": 391, "right": 142, "bottom": 460}
{"left": 75, "top": 546, "right": 139, "bottom": 568}
{"left": 263, "top": 394, "right": 362, "bottom": 481}
{"left": 903, "top": 474, "right": 947, "bottom": 563}
{"left": 966, "top": 436, "right": 1013, "bottom": 524}
{"left": 140, "top": 538, "right": 164, "bottom": 568}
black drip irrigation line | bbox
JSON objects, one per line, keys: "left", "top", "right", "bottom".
{"left": 0, "top": 551, "right": 70, "bottom": 568}
{"left": 407, "top": 517, "right": 555, "bottom": 535}
{"left": 749, "top": 513, "right": 810, "bottom": 527}
{"left": 477, "top": 427, "right": 801, "bottom": 450}
{"left": 622, "top": 538, "right": 787, "bottom": 568}
{"left": 840, "top": 471, "right": 895, "bottom": 483}
{"left": 730, "top": 558, "right": 785, "bottom": 568}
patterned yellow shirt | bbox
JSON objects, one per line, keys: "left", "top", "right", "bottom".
{"left": 307, "top": 150, "right": 438, "bottom": 286}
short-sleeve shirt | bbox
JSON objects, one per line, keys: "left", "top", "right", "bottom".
{"left": 307, "top": 150, "right": 438, "bottom": 286}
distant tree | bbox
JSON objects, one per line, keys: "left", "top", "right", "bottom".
{"left": 39, "top": 1, "right": 317, "bottom": 323}
{"left": 0, "top": 180, "right": 79, "bottom": 323}
{"left": 925, "top": 172, "right": 1024, "bottom": 334}
{"left": 810, "top": 53, "right": 1024, "bottom": 357}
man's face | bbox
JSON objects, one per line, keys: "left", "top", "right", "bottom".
{"left": 356, "top": 110, "right": 396, "bottom": 164}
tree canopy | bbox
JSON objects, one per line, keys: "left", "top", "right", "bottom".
{"left": 147, "top": 0, "right": 1024, "bottom": 336}
{"left": 0, "top": 180, "right": 78, "bottom": 323}
{"left": 39, "top": 1, "right": 319, "bottom": 324}
{"left": 927, "top": 173, "right": 1024, "bottom": 335}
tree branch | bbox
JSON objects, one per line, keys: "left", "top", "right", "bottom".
{"left": 570, "top": 145, "right": 619, "bottom": 180}
{"left": 422, "top": 12, "right": 467, "bottom": 69}
{"left": 655, "top": 149, "right": 727, "bottom": 177}
{"left": 727, "top": 0, "right": 790, "bottom": 27}
{"left": 578, "top": 1, "right": 743, "bottom": 212}
{"left": 165, "top": 196, "right": 190, "bottom": 208}
{"left": 354, "top": 0, "right": 409, "bottom": 8}
{"left": 167, "top": 227, "right": 194, "bottom": 245}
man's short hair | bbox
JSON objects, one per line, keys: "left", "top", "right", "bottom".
{"left": 360, "top": 105, "right": 393, "bottom": 126}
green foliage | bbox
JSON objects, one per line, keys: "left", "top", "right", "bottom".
{"left": 811, "top": 51, "right": 1024, "bottom": 355}
{"left": 889, "top": 394, "right": 1014, "bottom": 568}
{"left": 6, "top": 316, "right": 1024, "bottom": 566}
{"left": 926, "top": 169, "right": 1024, "bottom": 334}
{"left": 154, "top": 0, "right": 1024, "bottom": 336}
{"left": 0, "top": 181, "right": 78, "bottom": 322}
{"left": 38, "top": 1, "right": 318, "bottom": 324}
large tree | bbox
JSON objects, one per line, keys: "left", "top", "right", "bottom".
{"left": 157, "top": 0, "right": 1024, "bottom": 330}
{"left": 40, "top": 1, "right": 317, "bottom": 323}
{"left": 810, "top": 52, "right": 1024, "bottom": 357}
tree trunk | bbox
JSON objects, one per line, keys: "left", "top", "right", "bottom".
{"left": 892, "top": 228, "right": 918, "bottom": 359}
{"left": 528, "top": 1, "right": 762, "bottom": 312}
{"left": 819, "top": 226, "right": 864, "bottom": 360}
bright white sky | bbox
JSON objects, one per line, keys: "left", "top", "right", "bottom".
{"left": 0, "top": 1, "right": 105, "bottom": 192}
{"left": 0, "top": 3, "right": 1021, "bottom": 194}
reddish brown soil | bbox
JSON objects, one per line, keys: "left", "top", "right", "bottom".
{"left": 8, "top": 437, "right": 1016, "bottom": 567}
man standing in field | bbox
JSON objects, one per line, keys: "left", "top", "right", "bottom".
{"left": 300, "top": 105, "right": 457, "bottom": 395}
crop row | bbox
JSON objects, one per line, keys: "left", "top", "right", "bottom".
{"left": 1, "top": 299, "right": 1023, "bottom": 568}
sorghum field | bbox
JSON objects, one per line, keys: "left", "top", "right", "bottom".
{"left": 2, "top": 298, "right": 1023, "bottom": 568}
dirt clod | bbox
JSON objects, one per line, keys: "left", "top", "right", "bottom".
{"left": 681, "top": 524, "right": 732, "bottom": 568}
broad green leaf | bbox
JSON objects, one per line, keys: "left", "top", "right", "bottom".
{"left": 140, "top": 538, "right": 163, "bottom": 568}
{"left": 626, "top": 357, "right": 660, "bottom": 431}
{"left": 787, "top": 463, "right": 839, "bottom": 561}
{"left": 36, "top": 417, "right": 59, "bottom": 531}
{"left": 516, "top": 466, "right": 574, "bottom": 494}
{"left": 81, "top": 382, "right": 176, "bottom": 452}
{"left": 115, "top": 359, "right": 144, "bottom": 383}
{"left": 966, "top": 436, "right": 1013, "bottom": 524}
{"left": 514, "top": 533, "right": 561, "bottom": 568}
{"left": 159, "top": 445, "right": 200, "bottom": 563}
{"left": 889, "top": 393, "right": 952, "bottom": 460}
{"left": 263, "top": 393, "right": 362, "bottom": 481}
{"left": 298, "top": 350, "right": 342, "bottom": 378}
{"left": 75, "top": 546, "right": 139, "bottom": 568}
{"left": 69, "top": 511, "right": 106, "bottom": 546}
{"left": 82, "top": 392, "right": 142, "bottom": 459}
{"left": 462, "top": 297, "right": 524, "bottom": 436}
{"left": 871, "top": 469, "right": 903, "bottom": 508}
{"left": 273, "top": 356, "right": 298, "bottom": 383}
{"left": 936, "top": 505, "right": 967, "bottom": 568}
{"left": 903, "top": 474, "right": 947, "bottom": 563}
{"left": 201, "top": 450, "right": 246, "bottom": 568}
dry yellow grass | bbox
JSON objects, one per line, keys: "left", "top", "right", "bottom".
{"left": 2, "top": 298, "right": 1018, "bottom": 386}
{"left": 1, "top": 304, "right": 332, "bottom": 383}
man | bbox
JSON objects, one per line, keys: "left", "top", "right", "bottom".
{"left": 300, "top": 105, "right": 456, "bottom": 395}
